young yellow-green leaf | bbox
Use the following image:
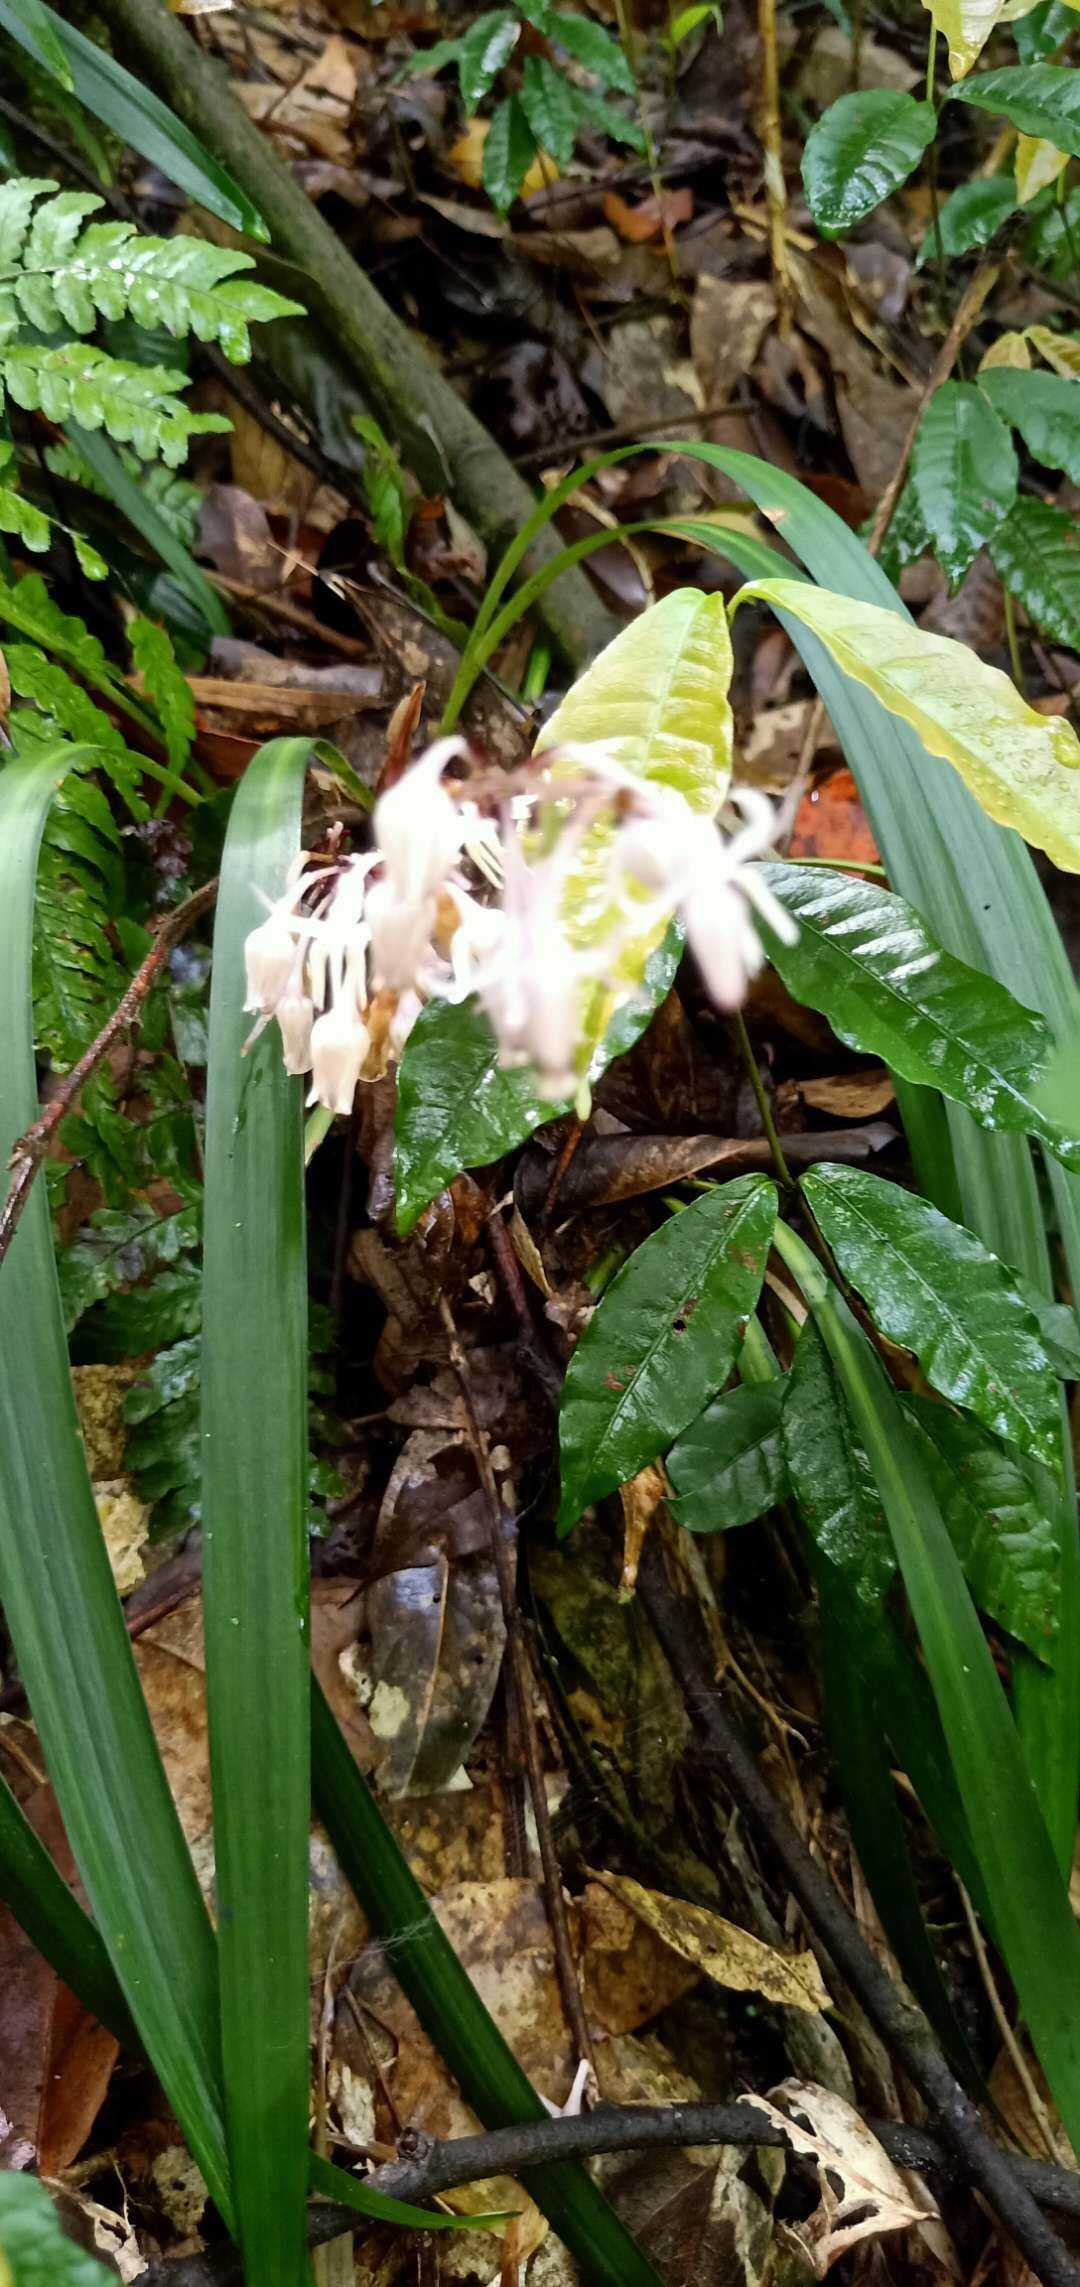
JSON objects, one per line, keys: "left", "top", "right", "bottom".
{"left": 1028, "top": 324, "right": 1080, "bottom": 377}
{"left": 802, "top": 1163, "right": 1061, "bottom": 1467}
{"left": 990, "top": 497, "right": 1080, "bottom": 649}
{"left": 1015, "top": 131, "right": 1069, "bottom": 199}
{"left": 921, "top": 0, "right": 1007, "bottom": 76}
{"left": 666, "top": 1380, "right": 787, "bottom": 1532}
{"left": 915, "top": 175, "right": 1016, "bottom": 266}
{"left": 910, "top": 381, "right": 1017, "bottom": 585}
{"left": 952, "top": 61, "right": 1080, "bottom": 147}
{"left": 758, "top": 862, "right": 1080, "bottom": 1166}
{"left": 983, "top": 366, "right": 1080, "bottom": 481}
{"left": 903, "top": 1397, "right": 1061, "bottom": 1662}
{"left": 733, "top": 576, "right": 1080, "bottom": 870}
{"left": 393, "top": 927, "right": 681, "bottom": 1234}
{"left": 536, "top": 588, "right": 733, "bottom": 814}
{"left": 801, "top": 91, "right": 937, "bottom": 236}
{"left": 979, "top": 330, "right": 1033, "bottom": 370}
{"left": 557, "top": 1175, "right": 777, "bottom": 1533}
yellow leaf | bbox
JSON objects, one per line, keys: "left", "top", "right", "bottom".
{"left": 536, "top": 587, "right": 734, "bottom": 814}
{"left": 1028, "top": 324, "right": 1080, "bottom": 378}
{"left": 448, "top": 118, "right": 554, "bottom": 199}
{"left": 979, "top": 329, "right": 1032, "bottom": 371}
{"left": 736, "top": 579, "right": 1080, "bottom": 871}
{"left": 591, "top": 1871, "right": 830, "bottom": 2012}
{"left": 920, "top": 0, "right": 1006, "bottom": 78}
{"left": 1015, "top": 133, "right": 1069, "bottom": 202}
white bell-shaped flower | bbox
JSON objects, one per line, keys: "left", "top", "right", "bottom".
{"left": 373, "top": 738, "right": 469, "bottom": 906}
{"left": 276, "top": 991, "right": 315, "bottom": 1075}
{"left": 244, "top": 911, "right": 302, "bottom": 1017}
{"left": 308, "top": 998, "right": 370, "bottom": 1115}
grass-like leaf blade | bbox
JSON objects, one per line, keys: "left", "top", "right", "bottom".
{"left": 774, "top": 1220, "right": 1080, "bottom": 2155}
{"left": 0, "top": 744, "right": 231, "bottom": 2221}
{"left": 202, "top": 739, "right": 313, "bottom": 2286}
{"left": 0, "top": 0, "right": 268, "bottom": 238}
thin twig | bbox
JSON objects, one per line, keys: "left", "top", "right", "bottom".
{"left": 139, "top": 2098, "right": 1080, "bottom": 2285}
{"left": 436, "top": 1291, "right": 597, "bottom": 2085}
{"left": 0, "top": 879, "right": 218, "bottom": 1273}
{"left": 865, "top": 260, "right": 1000, "bottom": 560}
{"left": 203, "top": 573, "right": 372, "bottom": 658}
{"left": 637, "top": 1542, "right": 1080, "bottom": 2287}
{"left": 959, "top": 1885, "right": 1060, "bottom": 2164}
{"left": 756, "top": 0, "right": 794, "bottom": 331}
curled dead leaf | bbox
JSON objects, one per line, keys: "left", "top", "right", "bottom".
{"left": 590, "top": 1872, "right": 830, "bottom": 2013}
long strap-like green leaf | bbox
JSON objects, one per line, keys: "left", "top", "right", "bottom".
{"left": 202, "top": 738, "right": 312, "bottom": 2287}
{"left": 0, "top": 746, "right": 231, "bottom": 2220}
{"left": 775, "top": 1219, "right": 1080, "bottom": 2157}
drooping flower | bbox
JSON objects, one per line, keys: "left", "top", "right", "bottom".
{"left": 242, "top": 733, "right": 797, "bottom": 1117}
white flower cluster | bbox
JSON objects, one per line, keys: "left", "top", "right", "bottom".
{"left": 243, "top": 737, "right": 796, "bottom": 1112}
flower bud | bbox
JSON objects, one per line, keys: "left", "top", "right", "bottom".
{"left": 244, "top": 913, "right": 298, "bottom": 1015}
{"left": 308, "top": 1003, "right": 369, "bottom": 1116}
{"left": 276, "top": 991, "right": 314, "bottom": 1076}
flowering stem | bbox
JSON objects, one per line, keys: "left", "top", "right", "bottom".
{"left": 733, "top": 1010, "right": 793, "bottom": 1190}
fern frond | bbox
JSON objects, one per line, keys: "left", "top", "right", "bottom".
{"left": 128, "top": 616, "right": 193, "bottom": 779}
{"left": 0, "top": 568, "right": 119, "bottom": 685}
{"left": 5, "top": 642, "right": 149, "bottom": 816}
{"left": 34, "top": 771, "right": 125, "bottom": 1071}
{"left": 0, "top": 484, "right": 49, "bottom": 551}
{"left": 1, "top": 341, "right": 232, "bottom": 463}
{"left": 0, "top": 181, "right": 302, "bottom": 358}
{"left": 43, "top": 440, "right": 201, "bottom": 544}
{"left": 0, "top": 176, "right": 58, "bottom": 264}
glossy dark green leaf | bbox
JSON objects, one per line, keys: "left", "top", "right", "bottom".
{"left": 0, "top": 2, "right": 268, "bottom": 238}
{"left": 914, "top": 175, "right": 1017, "bottom": 266}
{"left": 481, "top": 94, "right": 539, "bottom": 212}
{"left": 1024, "top": 183, "right": 1080, "bottom": 276}
{"left": 1016, "top": 1279, "right": 1080, "bottom": 1378}
{"left": 393, "top": 928, "right": 681, "bottom": 1235}
{"left": 311, "top": 1683, "right": 664, "bottom": 2287}
{"left": 802, "top": 91, "right": 936, "bottom": 236}
{"left": 983, "top": 367, "right": 1080, "bottom": 481}
{"left": 548, "top": 10, "right": 634, "bottom": 91}
{"left": 903, "top": 1397, "right": 1060, "bottom": 1662}
{"left": 0, "top": 747, "right": 230, "bottom": 2221}
{"left": 457, "top": 9, "right": 520, "bottom": 105}
{"left": 667, "top": 1381, "right": 786, "bottom": 1532}
{"left": 775, "top": 1221, "right": 1080, "bottom": 2154}
{"left": 1015, "top": 0, "right": 1075, "bottom": 60}
{"left": 759, "top": 863, "right": 1079, "bottom": 1163}
{"left": 910, "top": 382, "right": 1017, "bottom": 585}
{"left": 951, "top": 63, "right": 1080, "bottom": 152}
{"left": 202, "top": 740, "right": 312, "bottom": 2287}
{"left": 802, "top": 1164, "right": 1061, "bottom": 1467}
{"left": 521, "top": 53, "right": 581, "bottom": 166}
{"left": 557, "top": 1175, "right": 777, "bottom": 1533}
{"left": 68, "top": 426, "right": 229, "bottom": 639}
{"left": 990, "top": 497, "right": 1080, "bottom": 649}
{"left": 783, "top": 1316, "right": 894, "bottom": 1611}
{"left": 0, "top": 2173, "right": 112, "bottom": 2285}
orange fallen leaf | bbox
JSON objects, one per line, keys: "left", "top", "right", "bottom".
{"left": 788, "top": 767, "right": 880, "bottom": 868}
{"left": 602, "top": 186, "right": 694, "bottom": 243}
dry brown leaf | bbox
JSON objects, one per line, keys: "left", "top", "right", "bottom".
{"left": 618, "top": 1462, "right": 667, "bottom": 1598}
{"left": 691, "top": 277, "right": 777, "bottom": 406}
{"left": 799, "top": 1070, "right": 896, "bottom": 1118}
{"left": 0, "top": 1786, "right": 118, "bottom": 2173}
{"left": 590, "top": 1872, "right": 829, "bottom": 2012}
{"left": 744, "top": 2079, "right": 941, "bottom": 2274}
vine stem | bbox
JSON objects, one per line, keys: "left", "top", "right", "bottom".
{"left": 925, "top": 21, "right": 948, "bottom": 295}
{"left": 734, "top": 1010, "right": 794, "bottom": 1189}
